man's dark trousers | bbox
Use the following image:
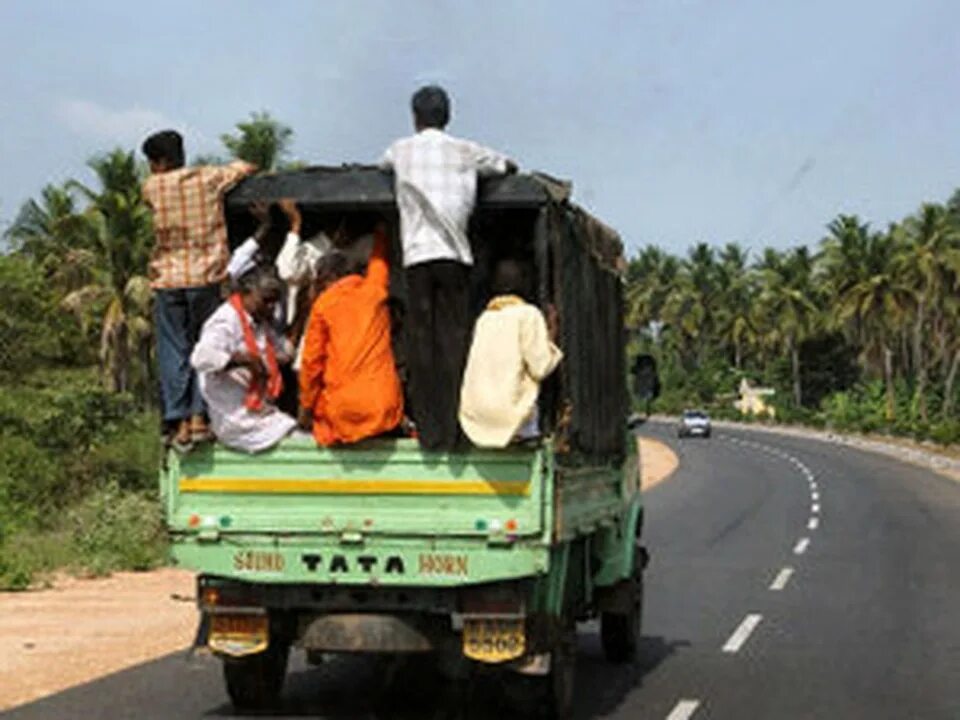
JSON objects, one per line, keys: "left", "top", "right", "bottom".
{"left": 154, "top": 284, "right": 221, "bottom": 423}
{"left": 405, "top": 260, "right": 471, "bottom": 450}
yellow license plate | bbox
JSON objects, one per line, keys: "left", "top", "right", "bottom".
{"left": 462, "top": 618, "right": 525, "bottom": 663}
{"left": 208, "top": 613, "right": 269, "bottom": 657}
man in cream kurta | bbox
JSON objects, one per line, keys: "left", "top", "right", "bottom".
{"left": 459, "top": 261, "right": 562, "bottom": 448}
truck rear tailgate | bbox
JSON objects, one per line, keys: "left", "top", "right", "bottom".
{"left": 163, "top": 437, "right": 548, "bottom": 540}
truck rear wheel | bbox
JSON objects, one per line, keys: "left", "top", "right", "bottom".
{"left": 514, "top": 624, "right": 576, "bottom": 720}
{"left": 543, "top": 625, "right": 577, "bottom": 720}
{"left": 222, "top": 641, "right": 290, "bottom": 712}
{"left": 600, "top": 574, "right": 644, "bottom": 663}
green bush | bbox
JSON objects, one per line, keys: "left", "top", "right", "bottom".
{"left": 928, "top": 420, "right": 960, "bottom": 445}
{"left": 0, "top": 255, "right": 82, "bottom": 377}
{"left": 0, "top": 433, "right": 64, "bottom": 524}
{"left": 80, "top": 412, "right": 161, "bottom": 492}
{"left": 0, "top": 529, "right": 74, "bottom": 590}
{"left": 0, "top": 549, "right": 35, "bottom": 591}
{"left": 0, "top": 373, "right": 138, "bottom": 454}
{"left": 66, "top": 484, "right": 166, "bottom": 576}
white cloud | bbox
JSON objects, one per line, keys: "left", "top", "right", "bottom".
{"left": 56, "top": 99, "right": 173, "bottom": 142}
{"left": 54, "top": 99, "right": 210, "bottom": 151}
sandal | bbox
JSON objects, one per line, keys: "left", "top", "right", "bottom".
{"left": 190, "top": 415, "right": 215, "bottom": 444}
{"left": 172, "top": 420, "right": 194, "bottom": 453}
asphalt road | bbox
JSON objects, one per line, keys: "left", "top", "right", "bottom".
{"left": 6, "top": 423, "right": 960, "bottom": 719}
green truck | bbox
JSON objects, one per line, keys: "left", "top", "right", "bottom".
{"left": 159, "top": 168, "right": 645, "bottom": 719}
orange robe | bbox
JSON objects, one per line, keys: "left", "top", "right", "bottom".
{"left": 299, "top": 232, "right": 403, "bottom": 446}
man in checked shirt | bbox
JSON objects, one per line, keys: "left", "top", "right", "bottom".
{"left": 141, "top": 130, "right": 256, "bottom": 449}
{"left": 382, "top": 86, "right": 517, "bottom": 450}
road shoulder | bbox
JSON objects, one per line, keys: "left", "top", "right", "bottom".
{"left": 0, "top": 568, "right": 195, "bottom": 711}
{"left": 639, "top": 435, "right": 680, "bottom": 490}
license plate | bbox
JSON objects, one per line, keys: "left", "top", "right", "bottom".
{"left": 208, "top": 613, "right": 269, "bottom": 657}
{"left": 462, "top": 618, "right": 525, "bottom": 663}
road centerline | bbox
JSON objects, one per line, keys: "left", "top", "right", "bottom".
{"left": 722, "top": 613, "right": 763, "bottom": 653}
{"left": 666, "top": 699, "right": 701, "bottom": 720}
{"left": 769, "top": 566, "right": 794, "bottom": 591}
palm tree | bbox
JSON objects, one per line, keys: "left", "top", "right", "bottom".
{"left": 757, "top": 247, "right": 819, "bottom": 407}
{"left": 818, "top": 214, "right": 873, "bottom": 348}
{"left": 625, "top": 246, "right": 679, "bottom": 333}
{"left": 894, "top": 204, "right": 960, "bottom": 421}
{"left": 716, "top": 243, "right": 756, "bottom": 370}
{"left": 823, "top": 228, "right": 907, "bottom": 420}
{"left": 5, "top": 184, "right": 98, "bottom": 291}
{"left": 220, "top": 111, "right": 294, "bottom": 171}
{"left": 65, "top": 150, "right": 154, "bottom": 398}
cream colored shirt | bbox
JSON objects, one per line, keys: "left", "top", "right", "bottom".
{"left": 459, "top": 296, "right": 562, "bottom": 448}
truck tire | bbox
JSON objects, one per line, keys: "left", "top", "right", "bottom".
{"left": 542, "top": 625, "right": 577, "bottom": 720}
{"left": 511, "top": 624, "right": 576, "bottom": 720}
{"left": 600, "top": 574, "right": 644, "bottom": 663}
{"left": 222, "top": 641, "right": 290, "bottom": 712}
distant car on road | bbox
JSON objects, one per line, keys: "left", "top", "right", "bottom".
{"left": 678, "top": 409, "right": 711, "bottom": 438}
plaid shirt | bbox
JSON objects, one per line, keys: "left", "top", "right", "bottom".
{"left": 382, "top": 129, "right": 511, "bottom": 268}
{"left": 143, "top": 162, "right": 252, "bottom": 289}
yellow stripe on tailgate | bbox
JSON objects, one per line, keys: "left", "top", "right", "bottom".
{"left": 178, "top": 477, "right": 530, "bottom": 496}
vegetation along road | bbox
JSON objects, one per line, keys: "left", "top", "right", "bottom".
{"left": 5, "top": 421, "right": 958, "bottom": 719}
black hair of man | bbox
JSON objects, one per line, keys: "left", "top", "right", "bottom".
{"left": 491, "top": 258, "right": 532, "bottom": 299}
{"left": 411, "top": 85, "right": 450, "bottom": 130}
{"left": 141, "top": 130, "right": 185, "bottom": 169}
{"left": 313, "top": 251, "right": 355, "bottom": 292}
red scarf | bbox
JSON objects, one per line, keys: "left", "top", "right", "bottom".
{"left": 229, "top": 293, "right": 283, "bottom": 412}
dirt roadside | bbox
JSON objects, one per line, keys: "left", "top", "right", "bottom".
{"left": 0, "top": 436, "right": 679, "bottom": 711}
{"left": 638, "top": 435, "right": 680, "bottom": 490}
{"left": 0, "top": 568, "right": 196, "bottom": 711}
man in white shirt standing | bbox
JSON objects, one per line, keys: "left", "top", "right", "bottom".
{"left": 382, "top": 85, "right": 516, "bottom": 450}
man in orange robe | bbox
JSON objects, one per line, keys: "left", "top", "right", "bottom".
{"left": 298, "top": 225, "right": 404, "bottom": 446}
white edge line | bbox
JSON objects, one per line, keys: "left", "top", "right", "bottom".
{"left": 665, "top": 699, "right": 701, "bottom": 720}
{"left": 794, "top": 537, "right": 810, "bottom": 554}
{"left": 769, "top": 566, "right": 794, "bottom": 591}
{"left": 722, "top": 613, "right": 763, "bottom": 653}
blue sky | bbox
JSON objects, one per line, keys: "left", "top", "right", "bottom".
{"left": 1, "top": 0, "right": 958, "bottom": 255}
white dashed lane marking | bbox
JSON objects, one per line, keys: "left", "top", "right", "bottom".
{"left": 808, "top": 517, "right": 820, "bottom": 530}
{"left": 665, "top": 699, "right": 701, "bottom": 720}
{"left": 769, "top": 566, "right": 794, "bottom": 591}
{"left": 812, "top": 503, "right": 821, "bottom": 514}
{"left": 793, "top": 537, "right": 810, "bottom": 554}
{"left": 722, "top": 613, "right": 763, "bottom": 653}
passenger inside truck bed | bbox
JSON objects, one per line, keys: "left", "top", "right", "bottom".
{"left": 459, "top": 259, "right": 562, "bottom": 447}
{"left": 297, "top": 224, "right": 404, "bottom": 447}
{"left": 190, "top": 266, "right": 297, "bottom": 453}
{"left": 216, "top": 199, "right": 549, "bottom": 452}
